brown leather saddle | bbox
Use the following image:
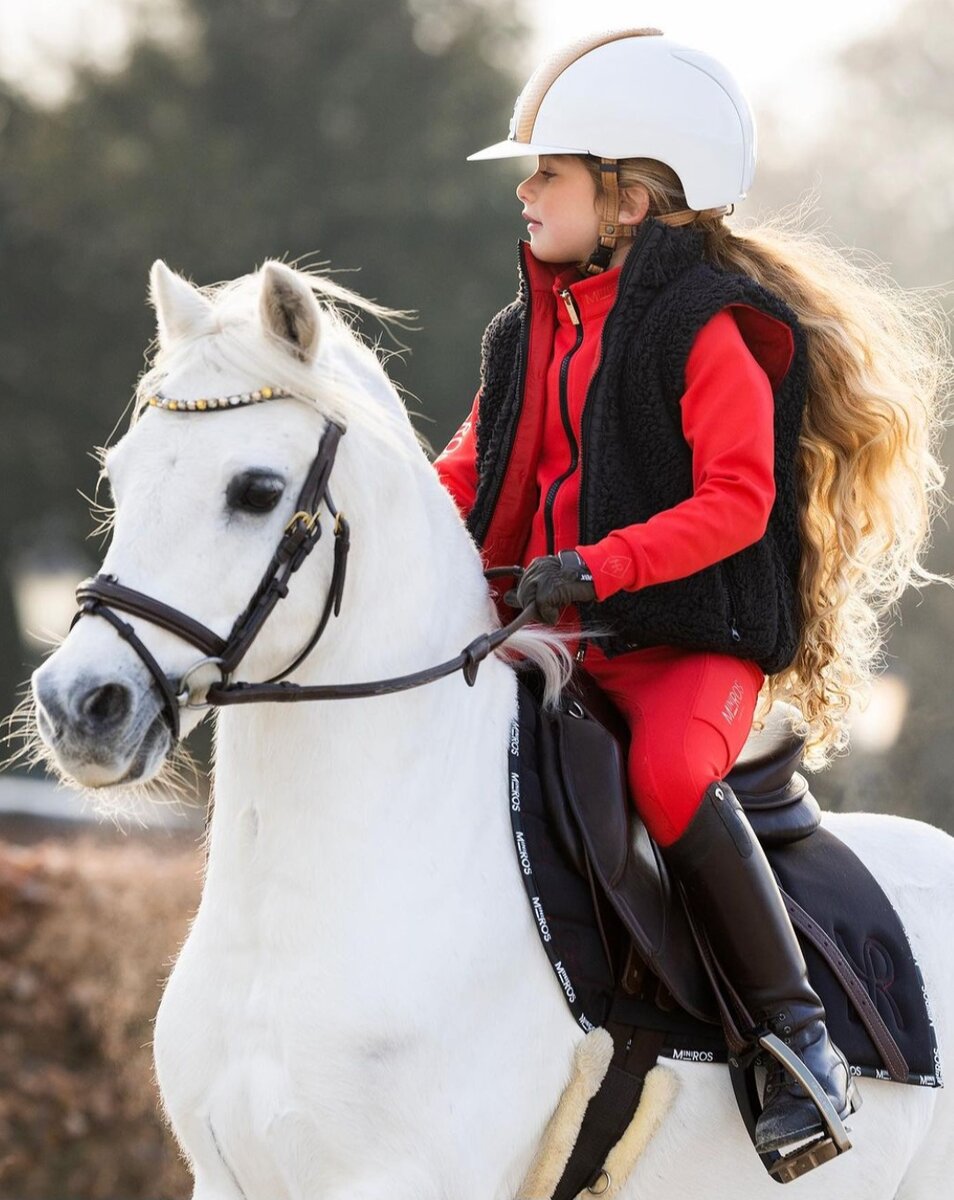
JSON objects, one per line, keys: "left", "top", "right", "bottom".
{"left": 548, "top": 672, "right": 821, "bottom": 1025}
{"left": 510, "top": 671, "right": 941, "bottom": 1193}
{"left": 535, "top": 671, "right": 919, "bottom": 1083}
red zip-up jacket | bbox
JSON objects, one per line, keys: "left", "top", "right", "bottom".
{"left": 435, "top": 248, "right": 795, "bottom": 606}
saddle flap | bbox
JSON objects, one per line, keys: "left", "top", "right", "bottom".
{"left": 554, "top": 709, "right": 630, "bottom": 888}
{"left": 550, "top": 704, "right": 719, "bottom": 1024}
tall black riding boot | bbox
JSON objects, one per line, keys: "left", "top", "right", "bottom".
{"left": 661, "top": 780, "right": 858, "bottom": 1153}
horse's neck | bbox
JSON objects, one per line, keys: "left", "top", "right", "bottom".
{"left": 206, "top": 434, "right": 515, "bottom": 906}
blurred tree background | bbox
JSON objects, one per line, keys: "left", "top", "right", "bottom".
{"left": 0, "top": 7, "right": 529, "bottom": 1184}
{"left": 0, "top": 0, "right": 529, "bottom": 736}
{"left": 753, "top": 0, "right": 954, "bottom": 827}
{"left": 1, "top": 0, "right": 953, "bottom": 826}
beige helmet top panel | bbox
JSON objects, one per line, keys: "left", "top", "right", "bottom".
{"left": 511, "top": 27, "right": 664, "bottom": 144}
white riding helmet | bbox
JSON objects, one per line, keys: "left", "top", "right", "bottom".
{"left": 468, "top": 28, "right": 757, "bottom": 212}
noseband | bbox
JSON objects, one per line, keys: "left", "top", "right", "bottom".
{"left": 73, "top": 414, "right": 532, "bottom": 743}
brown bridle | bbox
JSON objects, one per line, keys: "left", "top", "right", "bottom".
{"left": 72, "top": 420, "right": 533, "bottom": 742}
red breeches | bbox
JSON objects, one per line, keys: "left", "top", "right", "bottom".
{"left": 583, "top": 645, "right": 765, "bottom": 847}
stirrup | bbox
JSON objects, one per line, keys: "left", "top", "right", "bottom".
{"left": 729, "top": 1033, "right": 855, "bottom": 1185}
{"left": 757, "top": 1032, "right": 854, "bottom": 1183}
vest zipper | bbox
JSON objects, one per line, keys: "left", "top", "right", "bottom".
{"left": 721, "top": 570, "right": 742, "bottom": 643}
{"left": 574, "top": 317, "right": 610, "bottom": 670}
{"left": 578, "top": 223, "right": 662, "bottom": 551}
{"left": 543, "top": 290, "right": 585, "bottom": 555}
{"left": 470, "top": 245, "right": 534, "bottom": 548}
{"left": 575, "top": 229, "right": 664, "bottom": 658}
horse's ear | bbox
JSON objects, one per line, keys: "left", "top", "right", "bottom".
{"left": 149, "top": 260, "right": 215, "bottom": 348}
{"left": 259, "top": 262, "right": 321, "bottom": 362}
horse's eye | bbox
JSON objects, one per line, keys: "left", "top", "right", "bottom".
{"left": 226, "top": 471, "right": 286, "bottom": 514}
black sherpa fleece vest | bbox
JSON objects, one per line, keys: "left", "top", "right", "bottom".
{"left": 466, "top": 217, "right": 809, "bottom": 674}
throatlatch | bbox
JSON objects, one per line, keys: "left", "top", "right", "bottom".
{"left": 73, "top": 412, "right": 539, "bottom": 738}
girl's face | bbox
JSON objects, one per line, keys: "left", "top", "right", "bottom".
{"left": 516, "top": 155, "right": 601, "bottom": 264}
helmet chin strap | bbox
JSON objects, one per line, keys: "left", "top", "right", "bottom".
{"left": 579, "top": 159, "right": 638, "bottom": 276}
{"left": 579, "top": 159, "right": 736, "bottom": 275}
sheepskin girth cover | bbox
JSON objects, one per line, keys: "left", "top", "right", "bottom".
{"left": 516, "top": 1028, "right": 679, "bottom": 1199}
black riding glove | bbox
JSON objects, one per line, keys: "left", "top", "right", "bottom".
{"left": 506, "top": 550, "right": 596, "bottom": 625}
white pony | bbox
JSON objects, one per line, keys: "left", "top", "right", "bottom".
{"left": 30, "top": 260, "right": 954, "bottom": 1199}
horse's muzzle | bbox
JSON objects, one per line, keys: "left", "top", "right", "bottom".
{"left": 32, "top": 656, "right": 171, "bottom": 787}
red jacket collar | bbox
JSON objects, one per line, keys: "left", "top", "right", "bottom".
{"left": 521, "top": 243, "right": 621, "bottom": 319}
{"left": 518, "top": 240, "right": 795, "bottom": 388}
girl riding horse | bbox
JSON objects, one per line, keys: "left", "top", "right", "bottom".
{"left": 435, "top": 27, "right": 949, "bottom": 1156}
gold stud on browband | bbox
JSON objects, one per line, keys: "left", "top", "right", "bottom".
{"left": 146, "top": 385, "right": 291, "bottom": 412}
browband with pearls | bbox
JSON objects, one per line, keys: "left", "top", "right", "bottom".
{"left": 145, "top": 386, "right": 292, "bottom": 412}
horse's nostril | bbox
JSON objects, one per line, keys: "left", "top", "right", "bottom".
{"left": 79, "top": 682, "right": 132, "bottom": 730}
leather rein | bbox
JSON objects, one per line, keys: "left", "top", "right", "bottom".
{"left": 72, "top": 421, "right": 532, "bottom": 741}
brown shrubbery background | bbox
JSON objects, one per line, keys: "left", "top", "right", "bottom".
{"left": 0, "top": 832, "right": 200, "bottom": 1199}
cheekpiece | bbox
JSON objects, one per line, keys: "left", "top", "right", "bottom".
{"left": 146, "top": 386, "right": 292, "bottom": 412}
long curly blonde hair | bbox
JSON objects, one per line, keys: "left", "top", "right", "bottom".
{"left": 582, "top": 155, "right": 952, "bottom": 768}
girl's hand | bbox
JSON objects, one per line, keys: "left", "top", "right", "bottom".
{"left": 505, "top": 551, "right": 596, "bottom": 624}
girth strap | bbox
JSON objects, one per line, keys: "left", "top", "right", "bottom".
{"left": 552, "top": 1026, "right": 665, "bottom": 1200}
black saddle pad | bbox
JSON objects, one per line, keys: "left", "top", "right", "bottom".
{"left": 509, "top": 683, "right": 942, "bottom": 1087}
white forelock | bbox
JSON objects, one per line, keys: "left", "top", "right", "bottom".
{"left": 135, "top": 265, "right": 417, "bottom": 457}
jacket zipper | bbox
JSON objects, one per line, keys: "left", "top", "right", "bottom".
{"left": 573, "top": 311, "right": 606, "bottom": 666}
{"left": 551, "top": 288, "right": 592, "bottom": 665}
{"left": 543, "top": 288, "right": 584, "bottom": 556}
